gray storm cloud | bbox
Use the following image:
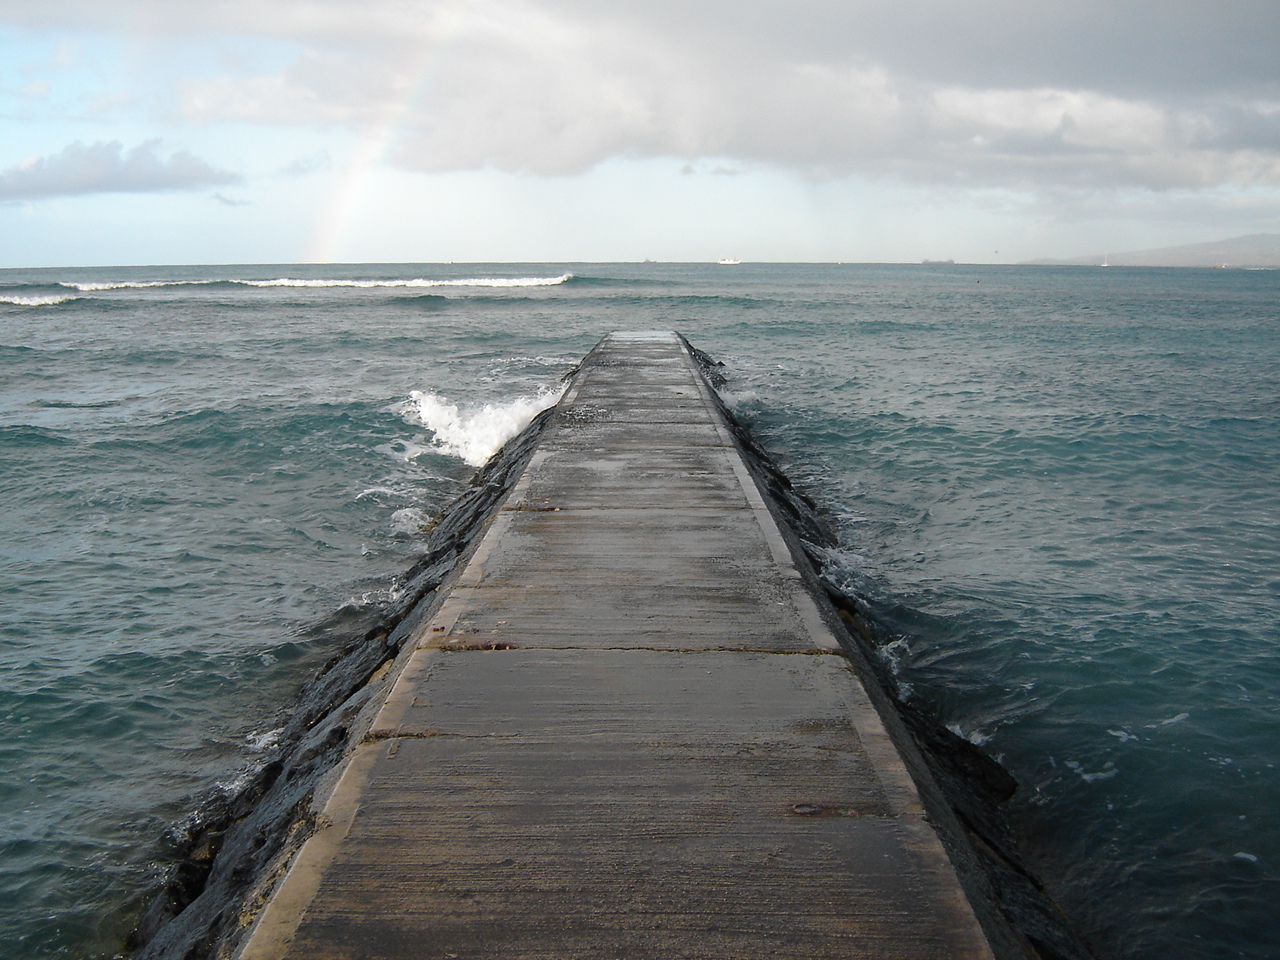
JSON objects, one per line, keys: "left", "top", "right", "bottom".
{"left": 0, "top": 140, "right": 240, "bottom": 201}
{"left": 4, "top": 0, "right": 1278, "bottom": 190}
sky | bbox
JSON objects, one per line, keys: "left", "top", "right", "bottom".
{"left": 1, "top": 0, "right": 1278, "bottom": 266}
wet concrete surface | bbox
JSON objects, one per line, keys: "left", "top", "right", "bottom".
{"left": 233, "top": 332, "right": 997, "bottom": 960}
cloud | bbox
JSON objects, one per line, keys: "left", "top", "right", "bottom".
{"left": 4, "top": 0, "right": 1279, "bottom": 192}
{"left": 6, "top": 0, "right": 1277, "bottom": 94}
{"left": 278, "top": 151, "right": 330, "bottom": 177}
{"left": 0, "top": 140, "right": 240, "bottom": 201}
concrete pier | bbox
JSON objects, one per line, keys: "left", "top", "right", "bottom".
{"left": 236, "top": 332, "right": 997, "bottom": 960}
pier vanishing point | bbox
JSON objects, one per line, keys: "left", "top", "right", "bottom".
{"left": 234, "top": 331, "right": 1000, "bottom": 960}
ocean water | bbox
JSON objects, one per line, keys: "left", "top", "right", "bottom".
{"left": 1, "top": 262, "right": 1277, "bottom": 959}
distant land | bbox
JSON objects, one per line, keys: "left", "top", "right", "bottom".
{"left": 1022, "top": 233, "right": 1280, "bottom": 268}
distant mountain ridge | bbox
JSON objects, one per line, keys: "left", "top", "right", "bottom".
{"left": 1022, "top": 233, "right": 1280, "bottom": 268}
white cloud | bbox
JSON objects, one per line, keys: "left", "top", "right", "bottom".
{"left": 118, "top": 0, "right": 1275, "bottom": 192}
{"left": 0, "top": 140, "right": 239, "bottom": 201}
{"left": 1, "top": 0, "right": 1278, "bottom": 262}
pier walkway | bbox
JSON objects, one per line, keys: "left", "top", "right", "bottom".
{"left": 237, "top": 332, "right": 996, "bottom": 960}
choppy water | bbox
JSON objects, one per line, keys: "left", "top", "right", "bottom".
{"left": 1, "top": 263, "right": 1277, "bottom": 959}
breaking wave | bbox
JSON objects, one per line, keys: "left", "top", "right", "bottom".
{"left": 61, "top": 275, "right": 573, "bottom": 292}
{"left": 399, "top": 387, "right": 565, "bottom": 467}
{"left": 245, "top": 275, "right": 573, "bottom": 289}
{"left": 1, "top": 294, "right": 79, "bottom": 306}
{"left": 61, "top": 280, "right": 219, "bottom": 291}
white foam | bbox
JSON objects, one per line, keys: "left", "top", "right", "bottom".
{"left": 61, "top": 280, "right": 217, "bottom": 291}
{"left": 245, "top": 727, "right": 283, "bottom": 752}
{"left": 376, "top": 438, "right": 438, "bottom": 463}
{"left": 59, "top": 274, "right": 571, "bottom": 292}
{"left": 1065, "top": 759, "right": 1119, "bottom": 783}
{"left": 215, "top": 769, "right": 256, "bottom": 795}
{"left": 355, "top": 486, "right": 401, "bottom": 500}
{"left": 245, "top": 274, "right": 572, "bottom": 289}
{"left": 400, "top": 386, "right": 564, "bottom": 467}
{"left": 1, "top": 294, "right": 79, "bottom": 306}
{"left": 1107, "top": 728, "right": 1139, "bottom": 743}
{"left": 390, "top": 507, "right": 432, "bottom": 536}
{"left": 337, "top": 587, "right": 400, "bottom": 612}
{"left": 946, "top": 722, "right": 993, "bottom": 746}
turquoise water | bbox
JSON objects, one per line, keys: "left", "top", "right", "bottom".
{"left": 1, "top": 263, "right": 1277, "bottom": 958}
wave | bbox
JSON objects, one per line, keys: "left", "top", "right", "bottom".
{"left": 60, "top": 280, "right": 219, "bottom": 291}
{"left": 0, "top": 424, "right": 71, "bottom": 446}
{"left": 60, "top": 274, "right": 573, "bottom": 292}
{"left": 32, "top": 398, "right": 121, "bottom": 409}
{"left": 247, "top": 275, "right": 573, "bottom": 289}
{"left": 1, "top": 294, "right": 79, "bottom": 306}
{"left": 399, "top": 386, "right": 564, "bottom": 467}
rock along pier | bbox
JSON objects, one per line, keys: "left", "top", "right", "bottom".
{"left": 232, "top": 331, "right": 1002, "bottom": 960}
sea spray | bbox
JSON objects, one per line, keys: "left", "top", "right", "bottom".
{"left": 400, "top": 387, "right": 565, "bottom": 467}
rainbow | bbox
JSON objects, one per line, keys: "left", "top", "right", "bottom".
{"left": 305, "top": 7, "right": 476, "bottom": 263}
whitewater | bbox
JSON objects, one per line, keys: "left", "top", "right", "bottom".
{"left": 0, "top": 262, "right": 1277, "bottom": 960}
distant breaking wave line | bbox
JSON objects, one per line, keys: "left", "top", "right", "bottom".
{"left": 1, "top": 294, "right": 79, "bottom": 306}
{"left": 61, "top": 274, "right": 573, "bottom": 292}
{"left": 62, "top": 280, "right": 219, "bottom": 291}
{"left": 246, "top": 275, "right": 573, "bottom": 289}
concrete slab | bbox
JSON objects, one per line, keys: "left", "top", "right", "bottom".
{"left": 235, "top": 332, "right": 997, "bottom": 960}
